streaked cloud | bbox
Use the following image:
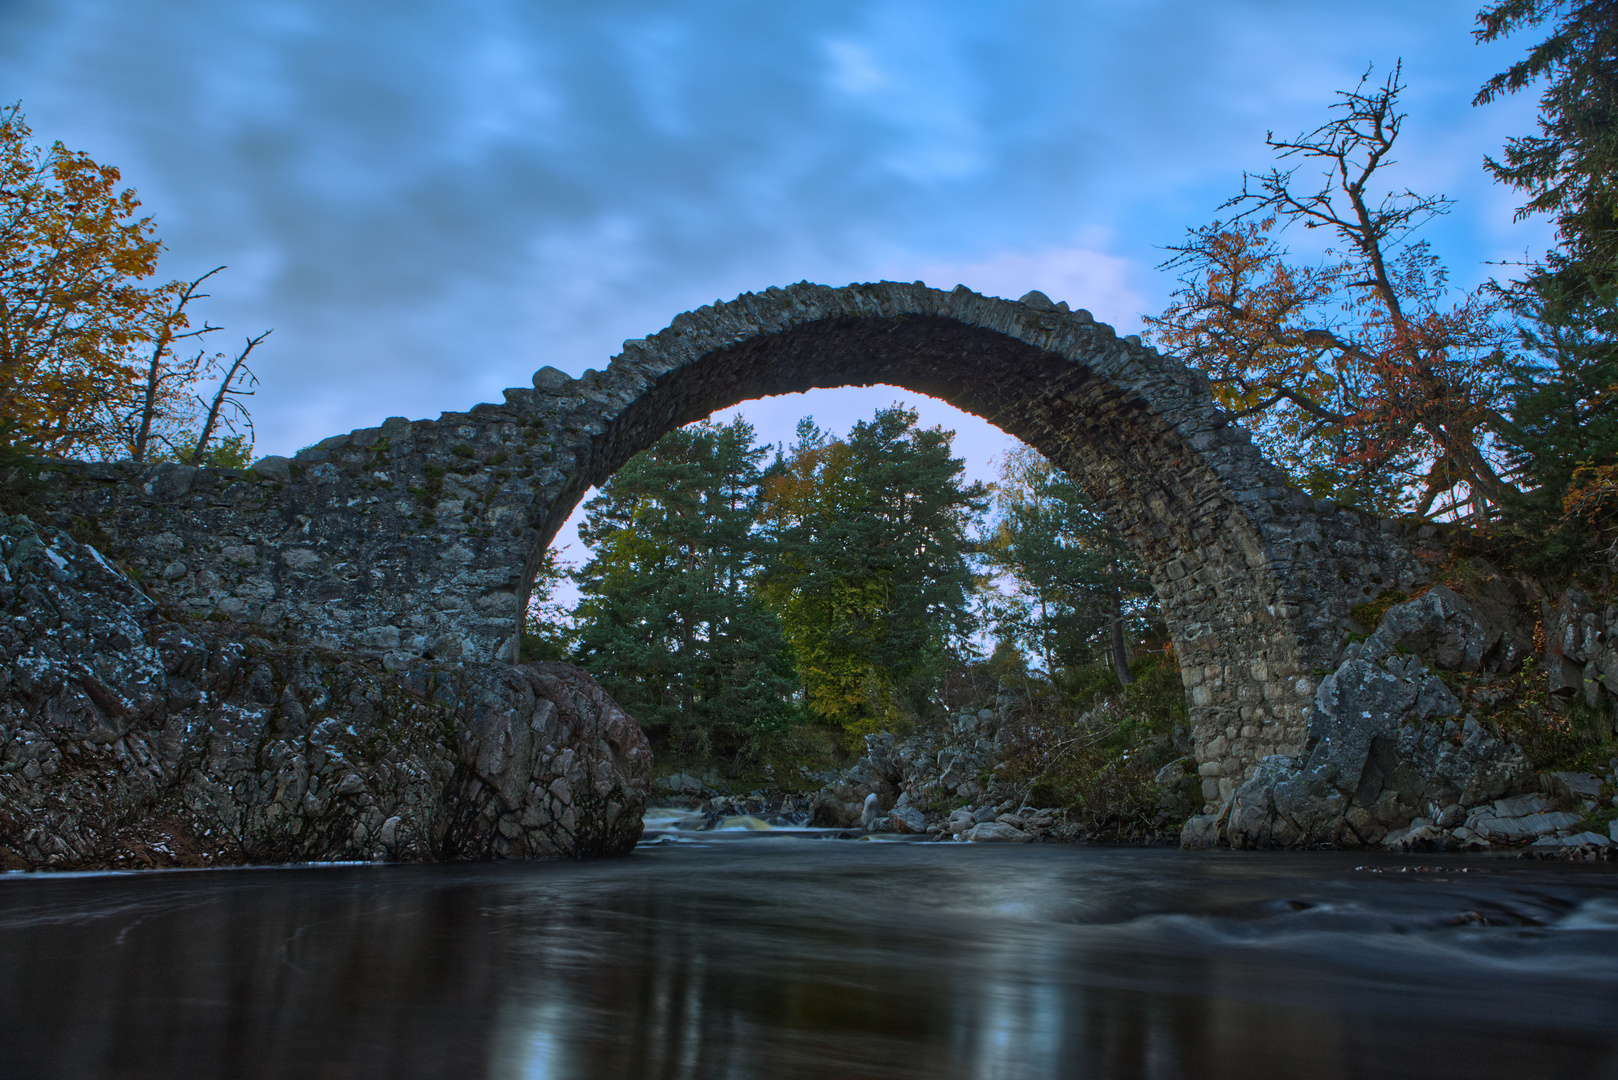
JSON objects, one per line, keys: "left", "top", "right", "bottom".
{"left": 0, "top": 0, "right": 1553, "bottom": 460}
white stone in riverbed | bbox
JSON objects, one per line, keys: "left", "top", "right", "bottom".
{"left": 861, "top": 793, "right": 884, "bottom": 832}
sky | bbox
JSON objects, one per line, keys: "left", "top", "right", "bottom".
{"left": 0, "top": 0, "right": 1556, "bottom": 563}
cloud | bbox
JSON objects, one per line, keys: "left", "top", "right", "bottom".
{"left": 0, "top": 0, "right": 1559, "bottom": 460}
{"left": 889, "top": 242, "right": 1147, "bottom": 330}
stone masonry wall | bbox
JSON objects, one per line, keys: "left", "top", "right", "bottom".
{"left": 35, "top": 281, "right": 1434, "bottom": 811}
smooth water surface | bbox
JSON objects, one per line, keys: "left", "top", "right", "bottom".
{"left": 2, "top": 840, "right": 1617, "bottom": 1079}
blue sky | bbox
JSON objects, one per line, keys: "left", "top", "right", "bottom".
{"left": 0, "top": 0, "right": 1554, "bottom": 538}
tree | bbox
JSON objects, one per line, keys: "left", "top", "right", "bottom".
{"left": 521, "top": 546, "right": 577, "bottom": 663}
{"left": 982, "top": 447, "right": 1154, "bottom": 687}
{"left": 0, "top": 103, "right": 162, "bottom": 457}
{"left": 0, "top": 103, "right": 262, "bottom": 464}
{"left": 1495, "top": 283, "right": 1618, "bottom": 503}
{"left": 570, "top": 418, "right": 798, "bottom": 748}
{"left": 1143, "top": 66, "right": 1515, "bottom": 520}
{"left": 126, "top": 272, "right": 266, "bottom": 467}
{"left": 759, "top": 406, "right": 987, "bottom": 737}
{"left": 1475, "top": 1, "right": 1618, "bottom": 298}
{"left": 1474, "top": 2, "right": 1618, "bottom": 510}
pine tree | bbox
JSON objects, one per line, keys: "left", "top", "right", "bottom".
{"left": 1475, "top": 2, "right": 1618, "bottom": 509}
{"left": 570, "top": 418, "right": 797, "bottom": 748}
{"left": 1475, "top": 1, "right": 1618, "bottom": 298}
{"left": 983, "top": 447, "right": 1154, "bottom": 686}
{"left": 759, "top": 406, "right": 987, "bottom": 737}
{"left": 1496, "top": 282, "right": 1618, "bottom": 503}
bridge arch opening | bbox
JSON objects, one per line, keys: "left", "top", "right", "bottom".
{"left": 543, "top": 383, "right": 1013, "bottom": 610}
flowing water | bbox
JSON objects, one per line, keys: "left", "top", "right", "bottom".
{"left": 2, "top": 829, "right": 1617, "bottom": 1079}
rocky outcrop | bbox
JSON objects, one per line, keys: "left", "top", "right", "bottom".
{"left": 1373, "top": 580, "right": 1535, "bottom": 674}
{"left": 812, "top": 710, "right": 1001, "bottom": 829}
{"left": 808, "top": 707, "right": 1190, "bottom": 844}
{"left": 0, "top": 513, "right": 650, "bottom": 870}
{"left": 1543, "top": 582, "right": 1618, "bottom": 711}
{"left": 1183, "top": 577, "right": 1553, "bottom": 850}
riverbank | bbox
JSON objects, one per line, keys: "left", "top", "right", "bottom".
{"left": 649, "top": 700, "right": 1618, "bottom": 856}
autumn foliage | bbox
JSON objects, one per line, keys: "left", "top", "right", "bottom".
{"left": 1143, "top": 68, "right": 1515, "bottom": 519}
{"left": 0, "top": 104, "right": 259, "bottom": 463}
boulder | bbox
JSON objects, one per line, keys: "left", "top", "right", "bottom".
{"left": 962, "top": 821, "right": 1032, "bottom": 843}
{"left": 0, "top": 514, "right": 651, "bottom": 870}
{"left": 1467, "top": 803, "right": 1583, "bottom": 843}
{"left": 653, "top": 772, "right": 712, "bottom": 797}
{"left": 1374, "top": 716, "right": 1533, "bottom": 813}
{"left": 1180, "top": 812, "right": 1223, "bottom": 849}
{"left": 1381, "top": 822, "right": 1445, "bottom": 851}
{"left": 860, "top": 792, "right": 886, "bottom": 832}
{"left": 1533, "top": 831, "right": 1612, "bottom": 848}
{"left": 887, "top": 806, "right": 927, "bottom": 834}
{"left": 1371, "top": 581, "right": 1531, "bottom": 674}
{"left": 1493, "top": 793, "right": 1550, "bottom": 817}
{"left": 1548, "top": 771, "right": 1603, "bottom": 802}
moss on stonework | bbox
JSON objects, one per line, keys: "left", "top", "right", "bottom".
{"left": 420, "top": 464, "right": 445, "bottom": 506}
{"left": 1348, "top": 589, "right": 1410, "bottom": 632}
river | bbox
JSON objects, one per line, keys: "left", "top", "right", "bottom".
{"left": 2, "top": 831, "right": 1616, "bottom": 1079}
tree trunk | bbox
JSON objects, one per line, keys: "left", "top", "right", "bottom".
{"left": 1039, "top": 593, "right": 1053, "bottom": 675}
{"left": 1109, "top": 586, "right": 1133, "bottom": 687}
{"left": 131, "top": 337, "right": 168, "bottom": 462}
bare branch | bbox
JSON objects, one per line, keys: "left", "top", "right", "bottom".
{"left": 194, "top": 329, "right": 269, "bottom": 462}
{"left": 130, "top": 267, "right": 225, "bottom": 462}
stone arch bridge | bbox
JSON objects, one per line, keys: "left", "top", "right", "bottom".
{"left": 53, "top": 281, "right": 1434, "bottom": 807}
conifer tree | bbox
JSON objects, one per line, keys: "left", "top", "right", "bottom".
{"left": 570, "top": 418, "right": 797, "bottom": 748}
{"left": 983, "top": 447, "right": 1153, "bottom": 686}
{"left": 1475, "top": 2, "right": 1618, "bottom": 509}
{"left": 759, "top": 406, "right": 987, "bottom": 737}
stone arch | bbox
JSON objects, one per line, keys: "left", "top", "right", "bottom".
{"left": 490, "top": 281, "right": 1421, "bottom": 803}
{"left": 58, "top": 281, "right": 1429, "bottom": 807}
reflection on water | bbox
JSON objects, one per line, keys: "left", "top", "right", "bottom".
{"left": 2, "top": 844, "right": 1617, "bottom": 1079}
